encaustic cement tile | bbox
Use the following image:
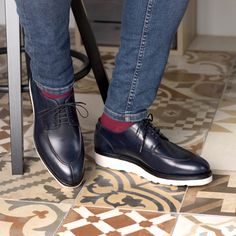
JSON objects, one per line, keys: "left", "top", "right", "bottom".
{"left": 180, "top": 172, "right": 236, "bottom": 216}
{"left": 0, "top": 93, "right": 35, "bottom": 155}
{"left": 201, "top": 98, "right": 236, "bottom": 171}
{"left": 0, "top": 198, "right": 70, "bottom": 236}
{"left": 75, "top": 162, "right": 186, "bottom": 213}
{"left": 223, "top": 78, "right": 236, "bottom": 101}
{"left": 162, "top": 71, "right": 226, "bottom": 101}
{"left": 172, "top": 214, "right": 236, "bottom": 236}
{"left": 56, "top": 206, "right": 177, "bottom": 236}
{"left": 0, "top": 150, "right": 84, "bottom": 204}
{"left": 149, "top": 95, "right": 218, "bottom": 132}
{"left": 166, "top": 51, "right": 236, "bottom": 76}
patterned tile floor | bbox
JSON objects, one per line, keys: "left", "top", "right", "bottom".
{"left": 0, "top": 26, "right": 236, "bottom": 235}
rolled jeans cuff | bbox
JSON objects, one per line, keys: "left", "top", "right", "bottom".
{"left": 104, "top": 106, "right": 148, "bottom": 122}
{"left": 33, "top": 79, "right": 74, "bottom": 95}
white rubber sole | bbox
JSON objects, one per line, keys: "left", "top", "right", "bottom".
{"left": 94, "top": 153, "right": 213, "bottom": 186}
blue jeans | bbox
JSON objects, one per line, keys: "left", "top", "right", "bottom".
{"left": 15, "top": 0, "right": 188, "bottom": 122}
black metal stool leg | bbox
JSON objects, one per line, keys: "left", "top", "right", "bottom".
{"left": 71, "top": 0, "right": 109, "bottom": 103}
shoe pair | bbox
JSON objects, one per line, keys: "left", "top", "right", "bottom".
{"left": 30, "top": 79, "right": 212, "bottom": 187}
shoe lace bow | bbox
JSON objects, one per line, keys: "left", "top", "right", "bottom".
{"left": 139, "top": 114, "right": 168, "bottom": 152}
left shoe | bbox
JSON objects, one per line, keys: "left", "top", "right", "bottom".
{"left": 29, "top": 79, "right": 85, "bottom": 187}
{"left": 94, "top": 115, "right": 212, "bottom": 186}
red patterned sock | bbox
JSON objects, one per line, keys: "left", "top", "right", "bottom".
{"left": 100, "top": 113, "right": 134, "bottom": 133}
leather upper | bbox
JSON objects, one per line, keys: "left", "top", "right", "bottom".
{"left": 30, "top": 79, "right": 84, "bottom": 187}
{"left": 94, "top": 119, "right": 212, "bottom": 179}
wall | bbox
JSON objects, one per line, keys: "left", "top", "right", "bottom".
{"left": 197, "top": 0, "right": 236, "bottom": 36}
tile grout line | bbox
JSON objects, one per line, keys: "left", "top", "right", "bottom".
{"left": 52, "top": 179, "right": 89, "bottom": 235}
{"left": 168, "top": 185, "right": 189, "bottom": 236}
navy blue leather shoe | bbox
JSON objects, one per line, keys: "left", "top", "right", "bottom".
{"left": 94, "top": 115, "right": 212, "bottom": 186}
{"left": 30, "top": 79, "right": 85, "bottom": 187}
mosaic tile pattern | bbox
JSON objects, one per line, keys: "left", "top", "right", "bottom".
{"left": 150, "top": 97, "right": 218, "bottom": 131}
{"left": 201, "top": 62, "right": 236, "bottom": 170}
{"left": 172, "top": 214, "right": 236, "bottom": 236}
{"left": 180, "top": 172, "right": 236, "bottom": 216}
{"left": 76, "top": 162, "right": 186, "bottom": 212}
{"left": 2, "top": 24, "right": 236, "bottom": 235}
{"left": 0, "top": 199, "right": 70, "bottom": 236}
{"left": 163, "top": 71, "right": 226, "bottom": 101}
{"left": 0, "top": 150, "right": 84, "bottom": 204}
{"left": 220, "top": 75, "right": 236, "bottom": 101}
{"left": 0, "top": 92, "right": 34, "bottom": 154}
{"left": 166, "top": 51, "right": 236, "bottom": 76}
{"left": 57, "top": 206, "right": 177, "bottom": 236}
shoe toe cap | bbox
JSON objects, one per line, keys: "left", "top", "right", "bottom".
{"left": 46, "top": 155, "right": 84, "bottom": 187}
{"left": 183, "top": 155, "right": 211, "bottom": 176}
{"left": 36, "top": 135, "right": 85, "bottom": 187}
{"left": 58, "top": 160, "right": 84, "bottom": 187}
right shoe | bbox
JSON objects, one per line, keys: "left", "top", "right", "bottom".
{"left": 94, "top": 115, "right": 212, "bottom": 186}
{"left": 29, "top": 79, "right": 85, "bottom": 187}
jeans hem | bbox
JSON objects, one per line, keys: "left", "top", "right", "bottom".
{"left": 33, "top": 79, "right": 74, "bottom": 94}
{"left": 104, "top": 106, "right": 147, "bottom": 122}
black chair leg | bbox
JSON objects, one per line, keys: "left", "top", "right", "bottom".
{"left": 71, "top": 0, "right": 109, "bottom": 103}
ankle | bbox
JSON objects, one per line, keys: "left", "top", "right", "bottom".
{"left": 40, "top": 88, "right": 73, "bottom": 99}
{"left": 100, "top": 113, "right": 133, "bottom": 133}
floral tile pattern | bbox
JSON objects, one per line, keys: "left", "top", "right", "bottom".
{"left": 0, "top": 199, "right": 70, "bottom": 236}
{"left": 166, "top": 51, "right": 236, "bottom": 76}
{"left": 201, "top": 63, "right": 236, "bottom": 170}
{"left": 201, "top": 98, "right": 236, "bottom": 171}
{"left": 56, "top": 206, "right": 177, "bottom": 236}
{"left": 0, "top": 150, "right": 84, "bottom": 204}
{"left": 172, "top": 214, "right": 236, "bottom": 236}
{"left": 163, "top": 71, "right": 226, "bottom": 101}
{"left": 76, "top": 163, "right": 186, "bottom": 212}
{"left": 1, "top": 24, "right": 236, "bottom": 235}
{"left": 150, "top": 97, "right": 218, "bottom": 132}
{"left": 180, "top": 172, "right": 236, "bottom": 216}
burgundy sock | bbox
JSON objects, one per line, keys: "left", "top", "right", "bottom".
{"left": 41, "top": 89, "right": 73, "bottom": 99}
{"left": 100, "top": 113, "right": 134, "bottom": 133}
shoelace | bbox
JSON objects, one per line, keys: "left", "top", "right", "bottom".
{"left": 38, "top": 102, "right": 88, "bottom": 127}
{"left": 138, "top": 114, "right": 168, "bottom": 152}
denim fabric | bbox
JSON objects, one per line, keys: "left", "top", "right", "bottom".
{"left": 105, "top": 0, "right": 189, "bottom": 122}
{"left": 15, "top": 0, "right": 188, "bottom": 119}
{"left": 15, "top": 0, "right": 74, "bottom": 94}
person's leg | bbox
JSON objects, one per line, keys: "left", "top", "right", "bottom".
{"left": 95, "top": 0, "right": 212, "bottom": 186}
{"left": 15, "top": 0, "right": 85, "bottom": 187}
{"left": 15, "top": 0, "right": 73, "bottom": 93}
{"left": 105, "top": 0, "right": 189, "bottom": 121}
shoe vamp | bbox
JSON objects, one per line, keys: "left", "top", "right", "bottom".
{"left": 47, "top": 125, "right": 82, "bottom": 163}
{"left": 109, "top": 134, "right": 199, "bottom": 175}
{"left": 143, "top": 137, "right": 205, "bottom": 174}
{"left": 155, "top": 137, "right": 194, "bottom": 161}
{"left": 124, "top": 129, "right": 194, "bottom": 161}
